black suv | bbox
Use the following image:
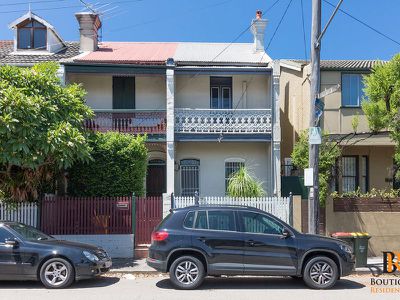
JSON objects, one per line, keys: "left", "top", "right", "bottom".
{"left": 147, "top": 205, "right": 354, "bottom": 290}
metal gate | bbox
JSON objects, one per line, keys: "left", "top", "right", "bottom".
{"left": 134, "top": 196, "right": 163, "bottom": 246}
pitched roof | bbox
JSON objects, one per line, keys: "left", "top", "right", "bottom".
{"left": 173, "top": 42, "right": 271, "bottom": 65}
{"left": 282, "top": 59, "right": 385, "bottom": 71}
{"left": 70, "top": 42, "right": 271, "bottom": 66}
{"left": 0, "top": 42, "right": 80, "bottom": 65}
{"left": 74, "top": 42, "right": 178, "bottom": 65}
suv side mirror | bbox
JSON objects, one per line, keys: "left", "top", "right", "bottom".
{"left": 280, "top": 228, "right": 292, "bottom": 239}
{"left": 5, "top": 239, "right": 19, "bottom": 248}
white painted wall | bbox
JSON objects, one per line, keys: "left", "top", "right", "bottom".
{"left": 53, "top": 234, "right": 134, "bottom": 258}
{"left": 47, "top": 30, "right": 64, "bottom": 53}
{"left": 175, "top": 74, "right": 271, "bottom": 109}
{"left": 67, "top": 74, "right": 166, "bottom": 110}
{"left": 175, "top": 142, "right": 272, "bottom": 196}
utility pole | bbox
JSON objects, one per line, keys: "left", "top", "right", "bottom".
{"left": 308, "top": 0, "right": 321, "bottom": 234}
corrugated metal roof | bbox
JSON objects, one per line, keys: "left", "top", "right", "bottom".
{"left": 75, "top": 42, "right": 178, "bottom": 65}
{"left": 0, "top": 42, "right": 80, "bottom": 65}
{"left": 174, "top": 42, "right": 271, "bottom": 65}
{"left": 284, "top": 59, "right": 385, "bottom": 70}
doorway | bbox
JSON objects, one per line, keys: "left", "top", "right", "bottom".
{"left": 146, "top": 159, "right": 166, "bottom": 197}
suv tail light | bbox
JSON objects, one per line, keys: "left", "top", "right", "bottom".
{"left": 151, "top": 231, "right": 169, "bottom": 243}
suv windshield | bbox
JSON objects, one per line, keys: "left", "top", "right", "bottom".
{"left": 8, "top": 223, "right": 53, "bottom": 241}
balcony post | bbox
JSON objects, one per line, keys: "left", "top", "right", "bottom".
{"left": 272, "top": 61, "right": 281, "bottom": 196}
{"left": 166, "top": 58, "right": 175, "bottom": 198}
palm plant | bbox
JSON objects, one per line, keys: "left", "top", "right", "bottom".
{"left": 227, "top": 166, "right": 265, "bottom": 197}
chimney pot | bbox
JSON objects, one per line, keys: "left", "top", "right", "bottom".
{"left": 75, "top": 12, "right": 102, "bottom": 52}
{"left": 256, "top": 10, "right": 262, "bottom": 19}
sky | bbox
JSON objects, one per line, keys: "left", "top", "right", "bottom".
{"left": 0, "top": 0, "right": 399, "bottom": 60}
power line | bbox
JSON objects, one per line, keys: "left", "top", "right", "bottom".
{"left": 0, "top": 4, "right": 83, "bottom": 14}
{"left": 300, "top": 0, "right": 308, "bottom": 61}
{"left": 0, "top": 0, "right": 72, "bottom": 7}
{"left": 323, "top": 0, "right": 400, "bottom": 47}
{"left": 265, "top": 0, "right": 293, "bottom": 50}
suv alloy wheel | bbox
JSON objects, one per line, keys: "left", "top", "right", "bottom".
{"left": 302, "top": 256, "right": 338, "bottom": 289}
{"left": 169, "top": 256, "right": 205, "bottom": 289}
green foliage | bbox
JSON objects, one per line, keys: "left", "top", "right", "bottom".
{"left": 227, "top": 166, "right": 265, "bottom": 197}
{"left": 291, "top": 130, "right": 341, "bottom": 205}
{"left": 0, "top": 63, "right": 93, "bottom": 201}
{"left": 331, "top": 188, "right": 400, "bottom": 199}
{"left": 67, "top": 132, "right": 148, "bottom": 197}
{"left": 362, "top": 55, "right": 400, "bottom": 176}
{"left": 351, "top": 113, "right": 360, "bottom": 133}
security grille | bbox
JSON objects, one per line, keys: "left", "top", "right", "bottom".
{"left": 180, "top": 159, "right": 200, "bottom": 196}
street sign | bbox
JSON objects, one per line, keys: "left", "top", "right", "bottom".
{"left": 314, "top": 98, "right": 324, "bottom": 123}
{"left": 309, "top": 127, "right": 322, "bottom": 145}
{"left": 317, "top": 83, "right": 340, "bottom": 99}
{"left": 304, "top": 168, "right": 314, "bottom": 187}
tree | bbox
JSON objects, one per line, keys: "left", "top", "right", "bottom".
{"left": 291, "top": 130, "right": 341, "bottom": 204}
{"left": 0, "top": 63, "right": 93, "bottom": 201}
{"left": 227, "top": 166, "right": 265, "bottom": 197}
{"left": 362, "top": 55, "right": 400, "bottom": 174}
{"left": 67, "top": 132, "right": 148, "bottom": 197}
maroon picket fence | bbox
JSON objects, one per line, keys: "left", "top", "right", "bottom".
{"left": 135, "top": 196, "right": 163, "bottom": 246}
{"left": 41, "top": 195, "right": 134, "bottom": 235}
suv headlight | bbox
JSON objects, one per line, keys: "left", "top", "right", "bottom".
{"left": 339, "top": 243, "right": 353, "bottom": 254}
{"left": 83, "top": 251, "right": 99, "bottom": 262}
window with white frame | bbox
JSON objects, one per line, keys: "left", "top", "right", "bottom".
{"left": 17, "top": 20, "right": 47, "bottom": 50}
{"left": 225, "top": 159, "right": 245, "bottom": 193}
{"left": 341, "top": 74, "right": 365, "bottom": 107}
{"left": 180, "top": 159, "right": 200, "bottom": 196}
{"left": 342, "top": 156, "right": 358, "bottom": 192}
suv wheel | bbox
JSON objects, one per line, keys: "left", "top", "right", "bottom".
{"left": 169, "top": 256, "right": 205, "bottom": 289}
{"left": 39, "top": 258, "right": 75, "bottom": 289}
{"left": 302, "top": 256, "right": 338, "bottom": 289}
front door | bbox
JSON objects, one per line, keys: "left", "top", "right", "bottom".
{"left": 189, "top": 210, "right": 244, "bottom": 275}
{"left": 146, "top": 159, "right": 166, "bottom": 197}
{"left": 0, "top": 227, "right": 20, "bottom": 278}
{"left": 238, "top": 211, "right": 298, "bottom": 275}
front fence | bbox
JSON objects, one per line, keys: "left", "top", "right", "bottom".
{"left": 0, "top": 202, "right": 39, "bottom": 227}
{"left": 41, "top": 195, "right": 134, "bottom": 235}
{"left": 135, "top": 196, "right": 163, "bottom": 246}
{"left": 173, "top": 195, "right": 293, "bottom": 225}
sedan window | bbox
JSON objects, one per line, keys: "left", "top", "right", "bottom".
{"left": 240, "top": 211, "right": 284, "bottom": 235}
{"left": 0, "top": 227, "right": 15, "bottom": 244}
{"left": 8, "top": 223, "right": 53, "bottom": 241}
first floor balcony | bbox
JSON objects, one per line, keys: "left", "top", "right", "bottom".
{"left": 84, "top": 109, "right": 166, "bottom": 135}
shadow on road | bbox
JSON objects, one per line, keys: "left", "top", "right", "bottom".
{"left": 156, "top": 276, "right": 365, "bottom": 290}
{"left": 0, "top": 276, "right": 120, "bottom": 290}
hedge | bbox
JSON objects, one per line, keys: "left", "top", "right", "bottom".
{"left": 67, "top": 132, "right": 148, "bottom": 196}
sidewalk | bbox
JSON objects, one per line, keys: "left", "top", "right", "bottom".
{"left": 110, "top": 257, "right": 384, "bottom": 275}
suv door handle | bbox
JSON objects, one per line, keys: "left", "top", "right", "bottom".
{"left": 197, "top": 237, "right": 206, "bottom": 242}
{"left": 246, "top": 240, "right": 256, "bottom": 247}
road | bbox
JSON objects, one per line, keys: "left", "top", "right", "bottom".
{"left": 0, "top": 274, "right": 398, "bottom": 300}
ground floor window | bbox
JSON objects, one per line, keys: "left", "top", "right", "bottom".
{"left": 225, "top": 159, "right": 245, "bottom": 193}
{"left": 180, "top": 159, "right": 200, "bottom": 196}
{"left": 360, "top": 155, "right": 369, "bottom": 193}
{"left": 342, "top": 156, "right": 358, "bottom": 192}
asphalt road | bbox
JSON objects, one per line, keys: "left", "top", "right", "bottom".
{"left": 0, "top": 275, "right": 398, "bottom": 300}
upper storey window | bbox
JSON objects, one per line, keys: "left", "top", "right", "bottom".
{"left": 18, "top": 20, "right": 46, "bottom": 50}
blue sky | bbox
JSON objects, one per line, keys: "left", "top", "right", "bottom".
{"left": 0, "top": 0, "right": 399, "bottom": 60}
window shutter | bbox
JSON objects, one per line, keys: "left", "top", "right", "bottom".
{"left": 113, "top": 77, "right": 135, "bottom": 109}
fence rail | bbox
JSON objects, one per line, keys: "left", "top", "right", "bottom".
{"left": 173, "top": 196, "right": 292, "bottom": 224}
{"left": 0, "top": 202, "right": 39, "bottom": 228}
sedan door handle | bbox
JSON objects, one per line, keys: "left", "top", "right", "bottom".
{"left": 246, "top": 240, "right": 256, "bottom": 247}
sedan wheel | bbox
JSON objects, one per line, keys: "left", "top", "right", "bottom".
{"left": 40, "top": 258, "right": 74, "bottom": 289}
{"left": 169, "top": 256, "right": 205, "bottom": 289}
{"left": 303, "top": 256, "right": 338, "bottom": 289}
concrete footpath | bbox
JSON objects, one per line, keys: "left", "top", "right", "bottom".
{"left": 110, "top": 257, "right": 384, "bottom": 275}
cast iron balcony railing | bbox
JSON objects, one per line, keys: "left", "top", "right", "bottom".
{"left": 85, "top": 109, "right": 167, "bottom": 134}
{"left": 174, "top": 108, "right": 272, "bottom": 134}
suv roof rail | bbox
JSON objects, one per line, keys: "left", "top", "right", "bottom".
{"left": 176, "top": 204, "right": 259, "bottom": 209}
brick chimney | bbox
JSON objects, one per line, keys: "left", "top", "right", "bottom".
{"left": 75, "top": 12, "right": 101, "bottom": 52}
{"left": 251, "top": 10, "right": 268, "bottom": 52}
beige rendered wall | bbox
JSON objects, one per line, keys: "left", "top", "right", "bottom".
{"left": 325, "top": 197, "right": 400, "bottom": 256}
{"left": 67, "top": 74, "right": 166, "bottom": 110}
{"left": 175, "top": 74, "right": 271, "bottom": 109}
{"left": 175, "top": 142, "right": 272, "bottom": 196}
{"left": 340, "top": 146, "right": 395, "bottom": 191}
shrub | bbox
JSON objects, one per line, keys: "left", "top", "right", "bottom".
{"left": 227, "top": 167, "right": 265, "bottom": 197}
{"left": 67, "top": 132, "right": 148, "bottom": 196}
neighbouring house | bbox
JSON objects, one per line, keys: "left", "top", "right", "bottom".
{"left": 61, "top": 11, "right": 282, "bottom": 199}
{"left": 279, "top": 59, "right": 395, "bottom": 194}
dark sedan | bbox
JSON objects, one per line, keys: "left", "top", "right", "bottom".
{"left": 0, "top": 221, "right": 112, "bottom": 288}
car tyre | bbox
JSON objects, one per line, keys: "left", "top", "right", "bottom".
{"left": 302, "top": 256, "right": 338, "bottom": 289}
{"left": 169, "top": 255, "right": 205, "bottom": 290}
{"left": 39, "top": 258, "right": 75, "bottom": 289}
